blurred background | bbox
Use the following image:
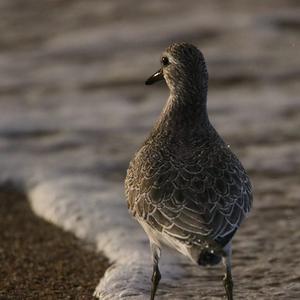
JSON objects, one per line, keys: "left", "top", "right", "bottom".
{"left": 0, "top": 0, "right": 299, "bottom": 299}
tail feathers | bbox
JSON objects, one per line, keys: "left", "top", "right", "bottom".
{"left": 198, "top": 250, "right": 222, "bottom": 266}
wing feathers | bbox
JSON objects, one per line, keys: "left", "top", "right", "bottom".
{"left": 126, "top": 143, "right": 252, "bottom": 247}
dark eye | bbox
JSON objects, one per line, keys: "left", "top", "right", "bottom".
{"left": 161, "top": 56, "right": 169, "bottom": 66}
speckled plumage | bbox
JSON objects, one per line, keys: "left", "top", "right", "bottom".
{"left": 125, "top": 42, "right": 252, "bottom": 300}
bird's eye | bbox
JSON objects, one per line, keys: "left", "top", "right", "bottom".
{"left": 161, "top": 56, "right": 169, "bottom": 66}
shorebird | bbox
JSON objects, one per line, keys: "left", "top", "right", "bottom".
{"left": 125, "top": 42, "right": 252, "bottom": 300}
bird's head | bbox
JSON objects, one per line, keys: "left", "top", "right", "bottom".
{"left": 145, "top": 42, "right": 208, "bottom": 96}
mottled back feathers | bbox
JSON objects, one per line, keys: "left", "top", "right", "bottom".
{"left": 125, "top": 42, "right": 252, "bottom": 251}
{"left": 125, "top": 129, "right": 252, "bottom": 248}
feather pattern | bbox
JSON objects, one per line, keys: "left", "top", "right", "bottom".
{"left": 125, "top": 42, "right": 252, "bottom": 257}
{"left": 125, "top": 126, "right": 252, "bottom": 249}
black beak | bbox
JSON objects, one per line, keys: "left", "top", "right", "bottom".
{"left": 145, "top": 69, "right": 164, "bottom": 85}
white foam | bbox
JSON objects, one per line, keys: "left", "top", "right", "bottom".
{"left": 27, "top": 171, "right": 186, "bottom": 299}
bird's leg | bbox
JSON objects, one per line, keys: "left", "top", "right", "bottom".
{"left": 222, "top": 243, "right": 234, "bottom": 300}
{"left": 150, "top": 242, "right": 161, "bottom": 300}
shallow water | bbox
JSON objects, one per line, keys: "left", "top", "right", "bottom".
{"left": 0, "top": 0, "right": 299, "bottom": 299}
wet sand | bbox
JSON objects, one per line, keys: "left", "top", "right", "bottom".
{"left": 0, "top": 0, "right": 300, "bottom": 299}
{"left": 0, "top": 183, "right": 109, "bottom": 299}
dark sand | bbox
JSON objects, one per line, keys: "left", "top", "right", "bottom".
{"left": 0, "top": 183, "right": 109, "bottom": 299}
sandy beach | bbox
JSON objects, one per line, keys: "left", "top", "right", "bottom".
{"left": 0, "top": 183, "right": 109, "bottom": 299}
{"left": 0, "top": 0, "right": 299, "bottom": 299}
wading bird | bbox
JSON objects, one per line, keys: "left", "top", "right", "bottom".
{"left": 125, "top": 42, "right": 252, "bottom": 300}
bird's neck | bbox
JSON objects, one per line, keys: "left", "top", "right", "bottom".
{"left": 151, "top": 89, "right": 211, "bottom": 142}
